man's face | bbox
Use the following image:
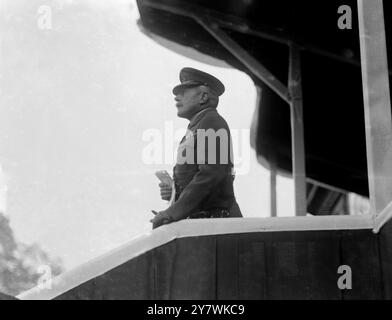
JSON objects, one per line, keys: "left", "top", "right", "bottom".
{"left": 174, "top": 86, "right": 203, "bottom": 120}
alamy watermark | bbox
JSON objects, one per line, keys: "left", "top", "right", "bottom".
{"left": 37, "top": 264, "right": 53, "bottom": 290}
{"left": 37, "top": 5, "right": 52, "bottom": 30}
{"left": 337, "top": 265, "right": 352, "bottom": 290}
{"left": 337, "top": 5, "right": 352, "bottom": 30}
{"left": 142, "top": 121, "right": 251, "bottom": 175}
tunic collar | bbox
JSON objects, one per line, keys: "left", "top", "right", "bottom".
{"left": 187, "top": 107, "right": 216, "bottom": 130}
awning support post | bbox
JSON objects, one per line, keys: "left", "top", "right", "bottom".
{"left": 288, "top": 44, "right": 307, "bottom": 216}
{"left": 270, "top": 155, "right": 278, "bottom": 217}
{"left": 357, "top": 0, "right": 392, "bottom": 217}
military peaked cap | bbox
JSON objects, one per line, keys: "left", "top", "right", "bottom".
{"left": 172, "top": 67, "right": 225, "bottom": 96}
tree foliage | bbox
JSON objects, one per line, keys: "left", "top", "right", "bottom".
{"left": 0, "top": 212, "right": 63, "bottom": 298}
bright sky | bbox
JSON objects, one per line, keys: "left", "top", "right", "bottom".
{"left": 0, "top": 0, "right": 294, "bottom": 273}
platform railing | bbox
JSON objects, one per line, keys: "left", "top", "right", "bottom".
{"left": 17, "top": 215, "right": 374, "bottom": 300}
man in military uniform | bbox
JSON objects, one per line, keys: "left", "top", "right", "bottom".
{"left": 151, "top": 67, "right": 242, "bottom": 229}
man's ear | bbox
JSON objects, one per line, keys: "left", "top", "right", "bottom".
{"left": 200, "top": 92, "right": 209, "bottom": 105}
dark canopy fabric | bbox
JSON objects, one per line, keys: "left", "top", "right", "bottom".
{"left": 137, "top": 0, "right": 392, "bottom": 196}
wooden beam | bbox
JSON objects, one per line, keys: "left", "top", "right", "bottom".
{"left": 197, "top": 18, "right": 290, "bottom": 103}
{"left": 288, "top": 44, "right": 307, "bottom": 216}
{"left": 307, "top": 177, "right": 349, "bottom": 195}
{"left": 357, "top": 0, "right": 392, "bottom": 216}
{"left": 307, "top": 184, "right": 318, "bottom": 205}
{"left": 374, "top": 200, "right": 392, "bottom": 233}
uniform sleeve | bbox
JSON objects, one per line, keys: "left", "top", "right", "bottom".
{"left": 164, "top": 116, "right": 231, "bottom": 221}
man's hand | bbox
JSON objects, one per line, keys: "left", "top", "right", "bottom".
{"left": 159, "top": 182, "right": 172, "bottom": 201}
{"left": 150, "top": 210, "right": 173, "bottom": 229}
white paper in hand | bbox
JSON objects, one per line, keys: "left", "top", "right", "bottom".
{"left": 155, "top": 170, "right": 176, "bottom": 206}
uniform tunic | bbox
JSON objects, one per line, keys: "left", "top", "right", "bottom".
{"left": 164, "top": 107, "right": 242, "bottom": 221}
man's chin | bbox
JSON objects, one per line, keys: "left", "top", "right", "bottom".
{"left": 177, "top": 109, "right": 186, "bottom": 118}
{"left": 177, "top": 108, "right": 194, "bottom": 120}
